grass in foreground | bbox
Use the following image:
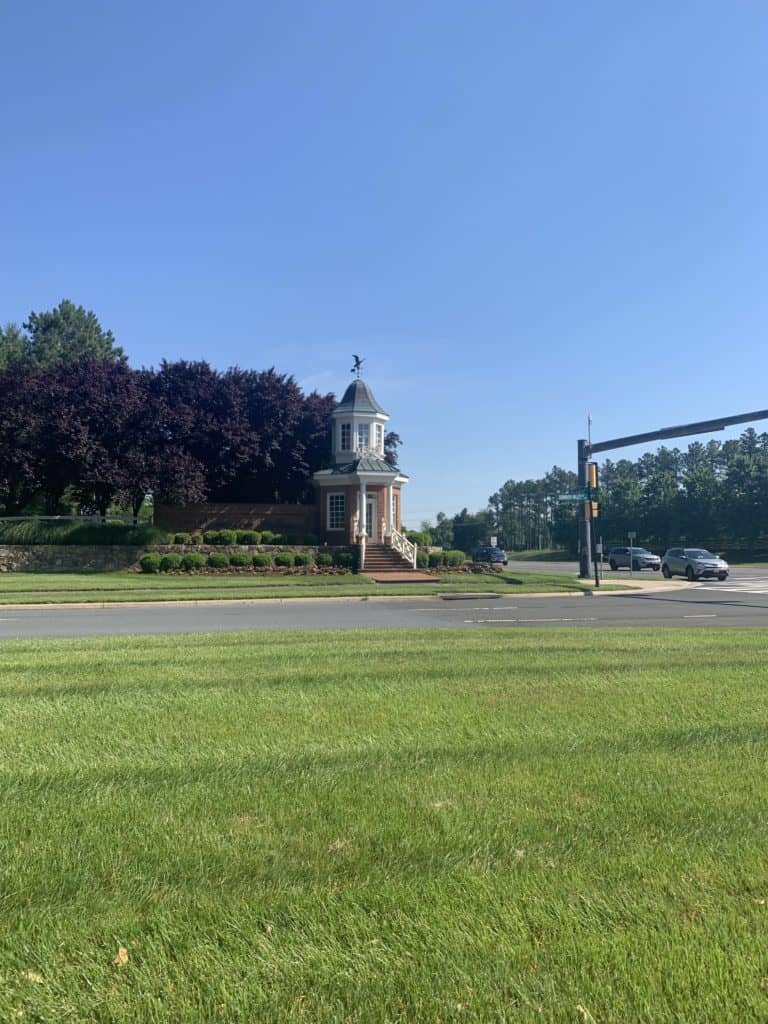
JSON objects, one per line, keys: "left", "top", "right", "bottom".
{"left": 1, "top": 628, "right": 767, "bottom": 1022}
{"left": 0, "top": 570, "right": 618, "bottom": 604}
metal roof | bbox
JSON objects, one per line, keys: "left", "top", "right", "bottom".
{"left": 335, "top": 379, "right": 388, "bottom": 416}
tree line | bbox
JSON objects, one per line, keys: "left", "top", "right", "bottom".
{"left": 0, "top": 300, "right": 399, "bottom": 517}
{"left": 419, "top": 432, "right": 768, "bottom": 556}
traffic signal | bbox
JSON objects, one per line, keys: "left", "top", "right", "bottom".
{"left": 590, "top": 500, "right": 600, "bottom": 519}
{"left": 588, "top": 462, "right": 599, "bottom": 490}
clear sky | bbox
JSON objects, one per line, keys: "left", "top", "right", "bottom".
{"left": 2, "top": 1, "right": 766, "bottom": 527}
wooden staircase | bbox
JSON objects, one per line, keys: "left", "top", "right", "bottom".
{"left": 362, "top": 542, "right": 414, "bottom": 573}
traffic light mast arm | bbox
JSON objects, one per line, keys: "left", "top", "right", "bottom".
{"left": 588, "top": 408, "right": 768, "bottom": 456}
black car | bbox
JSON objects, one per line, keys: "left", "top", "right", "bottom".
{"left": 472, "top": 546, "right": 508, "bottom": 565}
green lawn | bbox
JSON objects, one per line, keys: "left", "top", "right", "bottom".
{"left": 0, "top": 570, "right": 615, "bottom": 604}
{"left": 2, "top": 629, "right": 767, "bottom": 1022}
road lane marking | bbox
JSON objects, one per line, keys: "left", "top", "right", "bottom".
{"left": 684, "top": 614, "right": 717, "bottom": 618}
{"left": 464, "top": 616, "right": 597, "bottom": 624}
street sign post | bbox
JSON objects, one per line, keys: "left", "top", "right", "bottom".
{"left": 558, "top": 490, "right": 589, "bottom": 502}
{"left": 628, "top": 531, "right": 636, "bottom": 578}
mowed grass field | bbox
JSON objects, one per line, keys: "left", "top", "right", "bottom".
{"left": 0, "top": 570, "right": 614, "bottom": 604}
{"left": 2, "top": 629, "right": 767, "bottom": 1022}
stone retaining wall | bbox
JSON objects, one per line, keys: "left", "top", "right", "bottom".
{"left": 0, "top": 544, "right": 354, "bottom": 573}
{"left": 0, "top": 545, "right": 144, "bottom": 573}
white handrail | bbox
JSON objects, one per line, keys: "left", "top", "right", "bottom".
{"left": 390, "top": 529, "right": 417, "bottom": 568}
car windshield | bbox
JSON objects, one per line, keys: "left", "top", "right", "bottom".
{"left": 685, "top": 549, "right": 714, "bottom": 559}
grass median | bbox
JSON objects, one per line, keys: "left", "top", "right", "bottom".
{"left": 0, "top": 570, "right": 623, "bottom": 604}
{"left": 1, "top": 628, "right": 766, "bottom": 1022}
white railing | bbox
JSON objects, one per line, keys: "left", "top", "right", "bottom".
{"left": 390, "top": 528, "right": 417, "bottom": 568}
{"left": 354, "top": 445, "right": 385, "bottom": 459}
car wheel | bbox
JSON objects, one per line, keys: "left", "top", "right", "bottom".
{"left": 685, "top": 566, "right": 695, "bottom": 581}
{"left": 661, "top": 564, "right": 671, "bottom": 578}
{"left": 632, "top": 560, "right": 640, "bottom": 572}
{"left": 718, "top": 573, "right": 727, "bottom": 581}
{"left": 609, "top": 559, "right": 617, "bottom": 571}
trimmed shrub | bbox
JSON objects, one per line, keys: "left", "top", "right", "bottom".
{"left": 316, "top": 552, "right": 333, "bottom": 567}
{"left": 229, "top": 552, "right": 251, "bottom": 568}
{"left": 173, "top": 532, "right": 193, "bottom": 545}
{"left": 139, "top": 553, "right": 162, "bottom": 574}
{"left": 333, "top": 551, "right": 355, "bottom": 570}
{"left": 236, "top": 530, "right": 261, "bottom": 545}
{"left": 416, "top": 550, "right": 429, "bottom": 569}
{"left": 207, "top": 552, "right": 230, "bottom": 569}
{"left": 303, "top": 532, "right": 319, "bottom": 545}
{"left": 160, "top": 553, "right": 183, "bottom": 572}
{"left": 181, "top": 552, "right": 206, "bottom": 571}
{"left": 404, "top": 530, "right": 431, "bottom": 547}
{"left": 189, "top": 533, "right": 203, "bottom": 545}
{"left": 252, "top": 553, "right": 272, "bottom": 568}
{"left": 275, "top": 552, "right": 295, "bottom": 568}
{"left": 428, "top": 551, "right": 444, "bottom": 568}
{"left": 293, "top": 552, "right": 312, "bottom": 567}
{"left": 203, "top": 529, "right": 237, "bottom": 545}
{"left": 260, "top": 530, "right": 283, "bottom": 545}
{"left": 444, "top": 549, "right": 466, "bottom": 567}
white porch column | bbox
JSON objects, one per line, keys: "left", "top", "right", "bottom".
{"left": 386, "top": 484, "right": 393, "bottom": 538}
{"left": 358, "top": 481, "right": 367, "bottom": 536}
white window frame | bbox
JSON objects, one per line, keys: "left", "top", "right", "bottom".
{"left": 340, "top": 423, "right": 351, "bottom": 451}
{"left": 327, "top": 492, "right": 346, "bottom": 531}
{"left": 356, "top": 423, "right": 370, "bottom": 450}
{"left": 375, "top": 423, "right": 384, "bottom": 453}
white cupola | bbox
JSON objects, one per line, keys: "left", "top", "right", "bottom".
{"left": 331, "top": 379, "right": 389, "bottom": 465}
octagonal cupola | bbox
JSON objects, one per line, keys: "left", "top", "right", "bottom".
{"left": 331, "top": 378, "right": 389, "bottom": 465}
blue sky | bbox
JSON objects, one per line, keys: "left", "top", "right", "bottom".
{"left": 2, "top": 1, "right": 766, "bottom": 527}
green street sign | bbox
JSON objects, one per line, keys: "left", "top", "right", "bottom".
{"left": 558, "top": 490, "right": 589, "bottom": 502}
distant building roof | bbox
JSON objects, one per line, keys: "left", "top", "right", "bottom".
{"left": 335, "top": 379, "right": 388, "bottom": 416}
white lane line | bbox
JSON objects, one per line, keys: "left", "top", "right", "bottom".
{"left": 684, "top": 614, "right": 717, "bottom": 618}
{"left": 464, "top": 618, "right": 520, "bottom": 623}
{"left": 518, "top": 617, "right": 597, "bottom": 623}
{"left": 464, "top": 617, "right": 597, "bottom": 624}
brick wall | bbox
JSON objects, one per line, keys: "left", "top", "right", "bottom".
{"left": 154, "top": 502, "right": 317, "bottom": 535}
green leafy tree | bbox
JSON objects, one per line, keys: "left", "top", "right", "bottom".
{"left": 0, "top": 323, "right": 33, "bottom": 369}
{"left": 21, "top": 300, "right": 125, "bottom": 367}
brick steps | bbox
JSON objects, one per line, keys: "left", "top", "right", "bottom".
{"left": 362, "top": 543, "right": 415, "bottom": 574}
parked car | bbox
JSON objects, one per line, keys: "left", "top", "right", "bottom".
{"left": 661, "top": 548, "right": 729, "bottom": 581}
{"left": 472, "top": 545, "right": 508, "bottom": 565}
{"left": 606, "top": 546, "right": 661, "bottom": 571}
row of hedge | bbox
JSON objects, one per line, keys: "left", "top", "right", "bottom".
{"left": 139, "top": 550, "right": 355, "bottom": 573}
{"left": 415, "top": 549, "right": 467, "bottom": 569}
{"left": 171, "top": 529, "right": 321, "bottom": 546}
{"left": 0, "top": 521, "right": 322, "bottom": 547}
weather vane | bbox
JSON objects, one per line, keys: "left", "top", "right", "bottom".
{"left": 351, "top": 354, "right": 365, "bottom": 378}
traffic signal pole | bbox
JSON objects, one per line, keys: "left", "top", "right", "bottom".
{"left": 577, "top": 406, "right": 768, "bottom": 578}
{"left": 577, "top": 438, "right": 591, "bottom": 579}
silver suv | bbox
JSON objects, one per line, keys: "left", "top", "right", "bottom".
{"left": 607, "top": 546, "right": 661, "bottom": 571}
{"left": 661, "top": 548, "right": 729, "bottom": 581}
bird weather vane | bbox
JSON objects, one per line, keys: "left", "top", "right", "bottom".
{"left": 351, "top": 354, "right": 365, "bottom": 378}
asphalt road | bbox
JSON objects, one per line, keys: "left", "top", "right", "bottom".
{"left": 2, "top": 570, "right": 768, "bottom": 638}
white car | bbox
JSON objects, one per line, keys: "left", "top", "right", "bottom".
{"left": 661, "top": 548, "right": 729, "bottom": 581}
